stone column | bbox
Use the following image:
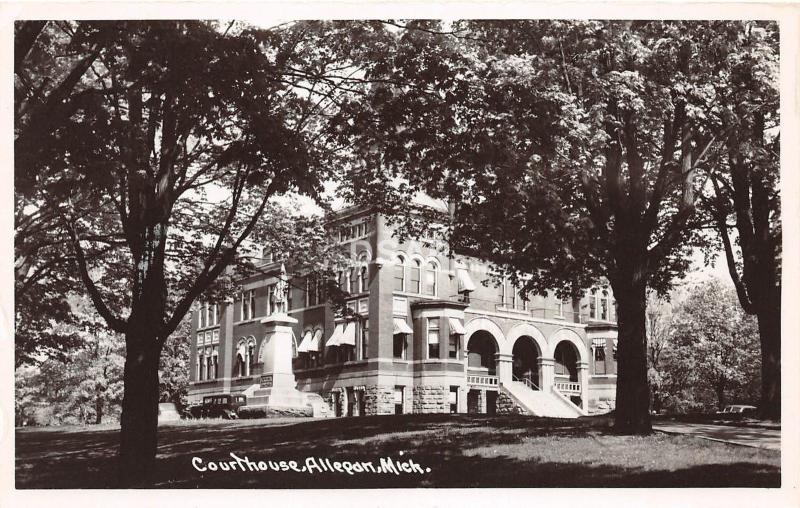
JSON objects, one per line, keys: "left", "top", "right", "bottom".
{"left": 495, "top": 352, "right": 513, "bottom": 384}
{"left": 538, "top": 357, "right": 555, "bottom": 390}
{"left": 578, "top": 361, "right": 590, "bottom": 412}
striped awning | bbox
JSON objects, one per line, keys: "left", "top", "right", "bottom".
{"left": 457, "top": 267, "right": 476, "bottom": 293}
{"left": 328, "top": 322, "right": 356, "bottom": 347}
{"left": 309, "top": 329, "right": 323, "bottom": 351}
{"left": 592, "top": 338, "right": 606, "bottom": 348}
{"left": 393, "top": 318, "right": 413, "bottom": 335}
{"left": 297, "top": 330, "right": 314, "bottom": 353}
{"left": 449, "top": 317, "right": 466, "bottom": 335}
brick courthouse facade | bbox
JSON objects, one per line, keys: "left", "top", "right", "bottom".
{"left": 189, "top": 202, "right": 618, "bottom": 417}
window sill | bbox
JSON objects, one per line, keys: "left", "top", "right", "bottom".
{"left": 393, "top": 291, "right": 438, "bottom": 299}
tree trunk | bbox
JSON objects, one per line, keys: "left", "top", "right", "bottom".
{"left": 118, "top": 326, "right": 162, "bottom": 487}
{"left": 756, "top": 300, "right": 780, "bottom": 420}
{"left": 95, "top": 392, "right": 104, "bottom": 424}
{"left": 715, "top": 381, "right": 726, "bottom": 412}
{"left": 612, "top": 272, "right": 652, "bottom": 434}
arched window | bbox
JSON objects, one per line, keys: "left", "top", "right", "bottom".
{"left": 410, "top": 259, "right": 421, "bottom": 294}
{"left": 236, "top": 340, "right": 247, "bottom": 377}
{"left": 423, "top": 260, "right": 437, "bottom": 296}
{"left": 350, "top": 268, "right": 359, "bottom": 294}
{"left": 393, "top": 255, "right": 406, "bottom": 292}
{"left": 205, "top": 347, "right": 213, "bottom": 380}
{"left": 360, "top": 266, "right": 368, "bottom": 293}
{"left": 197, "top": 350, "right": 205, "bottom": 381}
{"left": 247, "top": 339, "right": 256, "bottom": 375}
{"left": 211, "top": 347, "right": 219, "bottom": 379}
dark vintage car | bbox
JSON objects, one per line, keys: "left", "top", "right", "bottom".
{"left": 189, "top": 394, "right": 247, "bottom": 419}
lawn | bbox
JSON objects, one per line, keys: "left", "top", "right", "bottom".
{"left": 15, "top": 414, "right": 780, "bottom": 488}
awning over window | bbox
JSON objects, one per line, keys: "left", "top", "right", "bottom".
{"left": 449, "top": 317, "right": 466, "bottom": 335}
{"left": 457, "top": 267, "right": 476, "bottom": 293}
{"left": 309, "top": 329, "right": 323, "bottom": 351}
{"left": 393, "top": 318, "right": 413, "bottom": 335}
{"left": 338, "top": 322, "right": 356, "bottom": 346}
{"left": 328, "top": 322, "right": 357, "bottom": 347}
{"left": 592, "top": 338, "right": 606, "bottom": 348}
{"left": 613, "top": 339, "right": 618, "bottom": 351}
{"left": 297, "top": 330, "right": 314, "bottom": 353}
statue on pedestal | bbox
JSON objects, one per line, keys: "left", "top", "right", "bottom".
{"left": 273, "top": 263, "right": 289, "bottom": 314}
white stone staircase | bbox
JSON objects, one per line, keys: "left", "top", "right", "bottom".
{"left": 500, "top": 381, "right": 587, "bottom": 418}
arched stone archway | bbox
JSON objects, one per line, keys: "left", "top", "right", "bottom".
{"left": 549, "top": 328, "right": 588, "bottom": 362}
{"left": 505, "top": 323, "right": 549, "bottom": 357}
{"left": 512, "top": 336, "right": 542, "bottom": 389}
{"left": 550, "top": 328, "right": 590, "bottom": 412}
{"left": 467, "top": 330, "right": 499, "bottom": 375}
{"left": 553, "top": 340, "right": 579, "bottom": 382}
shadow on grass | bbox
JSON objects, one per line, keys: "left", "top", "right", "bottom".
{"left": 15, "top": 414, "right": 780, "bottom": 489}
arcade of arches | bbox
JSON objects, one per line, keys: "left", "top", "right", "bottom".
{"left": 464, "top": 326, "right": 590, "bottom": 413}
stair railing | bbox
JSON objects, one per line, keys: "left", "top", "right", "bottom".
{"left": 512, "top": 373, "right": 540, "bottom": 391}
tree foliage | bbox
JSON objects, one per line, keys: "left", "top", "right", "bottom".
{"left": 335, "top": 20, "right": 779, "bottom": 432}
{"left": 14, "top": 20, "right": 370, "bottom": 484}
{"left": 649, "top": 280, "right": 760, "bottom": 413}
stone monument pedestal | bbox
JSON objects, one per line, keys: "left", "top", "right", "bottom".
{"left": 243, "top": 314, "right": 309, "bottom": 411}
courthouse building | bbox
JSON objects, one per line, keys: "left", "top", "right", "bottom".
{"left": 188, "top": 199, "right": 618, "bottom": 417}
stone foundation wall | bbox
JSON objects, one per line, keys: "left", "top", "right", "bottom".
{"left": 364, "top": 385, "right": 396, "bottom": 415}
{"left": 496, "top": 391, "right": 527, "bottom": 415}
{"left": 412, "top": 386, "right": 448, "bottom": 414}
{"left": 589, "top": 396, "right": 616, "bottom": 414}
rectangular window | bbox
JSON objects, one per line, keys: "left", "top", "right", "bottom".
{"left": 199, "top": 304, "right": 206, "bottom": 328}
{"left": 392, "top": 297, "right": 407, "bottom": 316}
{"left": 449, "top": 386, "right": 458, "bottom": 413}
{"left": 508, "top": 282, "right": 517, "bottom": 309}
{"left": 241, "top": 290, "right": 255, "bottom": 321}
{"left": 589, "top": 289, "right": 597, "bottom": 319}
{"left": 361, "top": 319, "right": 369, "bottom": 360}
{"left": 393, "top": 334, "right": 406, "bottom": 359}
{"left": 449, "top": 333, "right": 459, "bottom": 359}
{"left": 394, "top": 386, "right": 404, "bottom": 415}
{"left": 497, "top": 281, "right": 505, "bottom": 305}
{"left": 594, "top": 346, "right": 607, "bottom": 375}
{"left": 427, "top": 317, "right": 440, "bottom": 359}
{"left": 212, "top": 329, "right": 219, "bottom": 344}
{"left": 601, "top": 290, "right": 609, "bottom": 321}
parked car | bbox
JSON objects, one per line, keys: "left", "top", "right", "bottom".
{"left": 198, "top": 394, "right": 247, "bottom": 419}
{"left": 716, "top": 405, "right": 757, "bottom": 417}
{"left": 157, "top": 402, "right": 182, "bottom": 423}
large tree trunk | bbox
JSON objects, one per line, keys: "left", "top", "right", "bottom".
{"left": 715, "top": 381, "right": 726, "bottom": 411}
{"left": 756, "top": 296, "right": 780, "bottom": 420}
{"left": 118, "top": 323, "right": 162, "bottom": 487}
{"left": 95, "top": 391, "right": 104, "bottom": 424}
{"left": 612, "top": 269, "right": 652, "bottom": 434}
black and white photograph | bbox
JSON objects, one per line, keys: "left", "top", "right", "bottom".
{"left": 7, "top": 1, "right": 798, "bottom": 504}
